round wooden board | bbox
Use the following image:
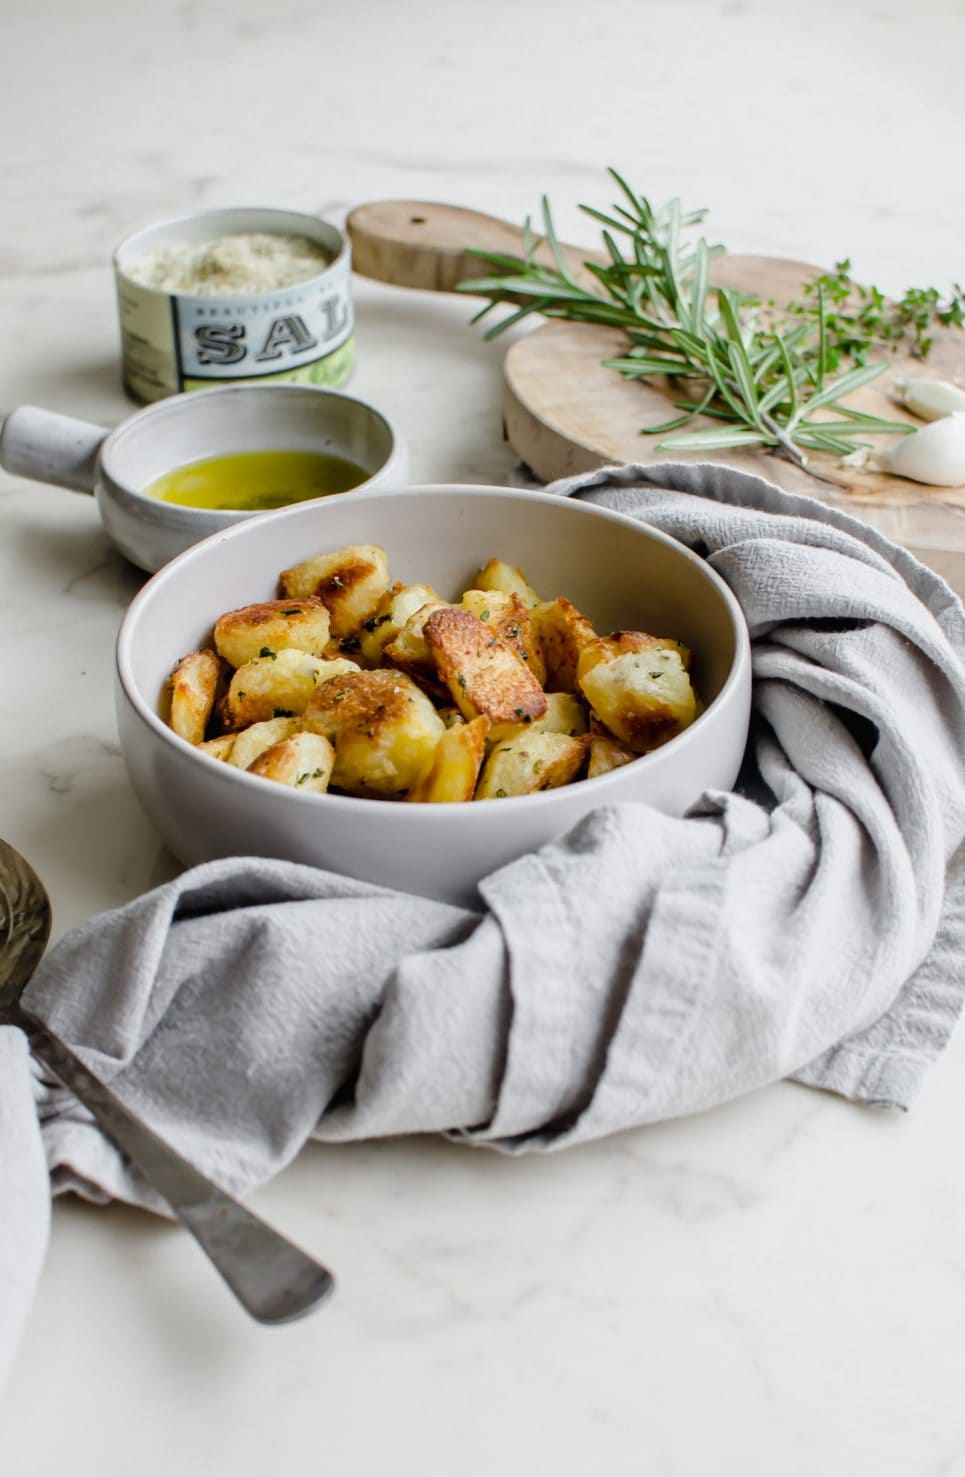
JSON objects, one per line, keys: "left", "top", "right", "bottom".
{"left": 348, "top": 201, "right": 965, "bottom": 547}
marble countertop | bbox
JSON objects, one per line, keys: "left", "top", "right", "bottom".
{"left": 2, "top": 1, "right": 964, "bottom": 1471}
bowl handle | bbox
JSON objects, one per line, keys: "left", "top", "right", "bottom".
{"left": 0, "top": 405, "right": 110, "bottom": 495}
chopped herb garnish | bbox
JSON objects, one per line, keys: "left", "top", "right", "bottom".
{"left": 281, "top": 607, "right": 302, "bottom": 616}
{"left": 273, "top": 707, "right": 294, "bottom": 717}
{"left": 480, "top": 608, "right": 490, "bottom": 620}
{"left": 495, "top": 787, "right": 508, "bottom": 798}
{"left": 259, "top": 647, "right": 277, "bottom": 660}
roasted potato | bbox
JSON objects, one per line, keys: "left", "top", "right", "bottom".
{"left": 577, "top": 635, "right": 697, "bottom": 753}
{"left": 425, "top": 607, "right": 547, "bottom": 726}
{"left": 222, "top": 651, "right": 360, "bottom": 729}
{"left": 169, "top": 649, "right": 227, "bottom": 745}
{"left": 578, "top": 630, "right": 693, "bottom": 675}
{"left": 212, "top": 597, "right": 330, "bottom": 668}
{"left": 279, "top": 543, "right": 390, "bottom": 637}
{"left": 475, "top": 730, "right": 587, "bottom": 799}
{"left": 303, "top": 669, "right": 446, "bottom": 797}
{"left": 408, "top": 716, "right": 490, "bottom": 803}
{"left": 488, "top": 691, "right": 589, "bottom": 748}
{"left": 382, "top": 597, "right": 451, "bottom": 698}
{"left": 469, "top": 558, "right": 541, "bottom": 611}
{"left": 196, "top": 733, "right": 237, "bottom": 762}
{"left": 357, "top": 582, "right": 441, "bottom": 666}
{"left": 460, "top": 589, "right": 546, "bottom": 685}
{"left": 227, "top": 716, "right": 300, "bottom": 770}
{"left": 586, "top": 733, "right": 636, "bottom": 779}
{"left": 247, "top": 732, "right": 335, "bottom": 793}
{"left": 533, "top": 597, "right": 598, "bottom": 693}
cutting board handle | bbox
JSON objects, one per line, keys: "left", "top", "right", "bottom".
{"left": 347, "top": 199, "right": 590, "bottom": 294}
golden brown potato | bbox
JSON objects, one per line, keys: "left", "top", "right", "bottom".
{"left": 586, "top": 733, "right": 637, "bottom": 779}
{"left": 196, "top": 733, "right": 237, "bottom": 762}
{"left": 460, "top": 589, "right": 546, "bottom": 686}
{"left": 488, "top": 691, "right": 589, "bottom": 748}
{"left": 222, "top": 651, "right": 360, "bottom": 729}
{"left": 533, "top": 597, "right": 598, "bottom": 693}
{"left": 247, "top": 731, "right": 335, "bottom": 793}
{"left": 279, "top": 544, "right": 390, "bottom": 637}
{"left": 424, "top": 607, "right": 547, "bottom": 726}
{"left": 227, "top": 716, "right": 300, "bottom": 770}
{"left": 577, "top": 630, "right": 692, "bottom": 677}
{"left": 169, "top": 649, "right": 227, "bottom": 745}
{"left": 212, "top": 598, "right": 330, "bottom": 668}
{"left": 382, "top": 597, "right": 451, "bottom": 699}
{"left": 470, "top": 558, "right": 541, "bottom": 611}
{"left": 475, "top": 731, "right": 587, "bottom": 799}
{"left": 357, "top": 582, "right": 441, "bottom": 666}
{"left": 302, "top": 669, "right": 446, "bottom": 798}
{"left": 408, "top": 716, "right": 490, "bottom": 803}
{"left": 577, "top": 636, "right": 697, "bottom": 754}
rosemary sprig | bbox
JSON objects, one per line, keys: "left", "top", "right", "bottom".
{"left": 455, "top": 171, "right": 958, "bottom": 466}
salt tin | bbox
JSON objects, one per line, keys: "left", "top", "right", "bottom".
{"left": 113, "top": 207, "right": 353, "bottom": 403}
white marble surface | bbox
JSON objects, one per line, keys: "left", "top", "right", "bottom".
{"left": 2, "top": 0, "right": 965, "bottom": 1471}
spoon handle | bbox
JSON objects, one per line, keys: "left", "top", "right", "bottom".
{"left": 24, "top": 1015, "right": 334, "bottom": 1323}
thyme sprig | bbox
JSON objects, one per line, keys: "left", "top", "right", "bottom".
{"left": 455, "top": 170, "right": 956, "bottom": 466}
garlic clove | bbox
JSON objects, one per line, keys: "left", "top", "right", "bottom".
{"left": 874, "top": 412, "right": 965, "bottom": 487}
{"left": 896, "top": 377, "right": 965, "bottom": 422}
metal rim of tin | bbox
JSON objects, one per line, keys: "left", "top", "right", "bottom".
{"left": 113, "top": 207, "right": 354, "bottom": 403}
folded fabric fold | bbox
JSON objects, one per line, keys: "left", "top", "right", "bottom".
{"left": 3, "top": 459, "right": 963, "bottom": 1380}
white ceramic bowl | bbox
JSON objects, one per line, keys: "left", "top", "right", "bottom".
{"left": 115, "top": 485, "right": 752, "bottom": 905}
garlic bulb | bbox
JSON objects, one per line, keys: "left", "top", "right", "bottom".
{"left": 875, "top": 413, "right": 965, "bottom": 486}
{"left": 896, "top": 377, "right": 965, "bottom": 422}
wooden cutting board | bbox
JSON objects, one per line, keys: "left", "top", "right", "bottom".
{"left": 347, "top": 199, "right": 965, "bottom": 537}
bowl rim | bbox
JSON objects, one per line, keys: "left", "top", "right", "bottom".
{"left": 116, "top": 482, "right": 751, "bottom": 814}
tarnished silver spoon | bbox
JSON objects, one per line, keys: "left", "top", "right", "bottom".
{"left": 0, "top": 837, "right": 334, "bottom": 1324}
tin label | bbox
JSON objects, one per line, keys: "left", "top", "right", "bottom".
{"left": 116, "top": 248, "right": 354, "bottom": 402}
{"left": 174, "top": 250, "right": 353, "bottom": 383}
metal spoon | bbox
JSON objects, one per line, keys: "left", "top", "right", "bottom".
{"left": 0, "top": 838, "right": 334, "bottom": 1323}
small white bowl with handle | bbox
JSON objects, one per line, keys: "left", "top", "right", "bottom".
{"left": 0, "top": 383, "right": 409, "bottom": 574}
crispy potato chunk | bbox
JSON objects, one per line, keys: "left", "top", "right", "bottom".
{"left": 382, "top": 597, "right": 451, "bottom": 699}
{"left": 460, "top": 589, "right": 546, "bottom": 686}
{"left": 303, "top": 669, "right": 446, "bottom": 798}
{"left": 425, "top": 607, "right": 547, "bottom": 726}
{"left": 196, "top": 733, "right": 236, "bottom": 763}
{"left": 247, "top": 732, "right": 335, "bottom": 793}
{"left": 222, "top": 651, "right": 360, "bottom": 729}
{"left": 169, "top": 649, "right": 226, "bottom": 745}
{"left": 488, "top": 691, "right": 588, "bottom": 748}
{"left": 212, "top": 597, "right": 330, "bottom": 668}
{"left": 476, "top": 731, "right": 587, "bottom": 799}
{"left": 357, "top": 582, "right": 441, "bottom": 666}
{"left": 227, "top": 716, "right": 300, "bottom": 770}
{"left": 470, "top": 558, "right": 541, "bottom": 611}
{"left": 578, "top": 630, "right": 692, "bottom": 677}
{"left": 279, "top": 544, "right": 390, "bottom": 637}
{"left": 586, "top": 733, "right": 636, "bottom": 779}
{"left": 408, "top": 716, "right": 490, "bottom": 803}
{"left": 533, "top": 597, "right": 598, "bottom": 693}
{"left": 578, "top": 636, "right": 697, "bottom": 754}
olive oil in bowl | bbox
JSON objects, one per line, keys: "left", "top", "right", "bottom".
{"left": 145, "top": 449, "right": 369, "bottom": 512}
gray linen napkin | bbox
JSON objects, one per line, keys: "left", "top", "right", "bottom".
{"left": 2, "top": 462, "right": 964, "bottom": 1376}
